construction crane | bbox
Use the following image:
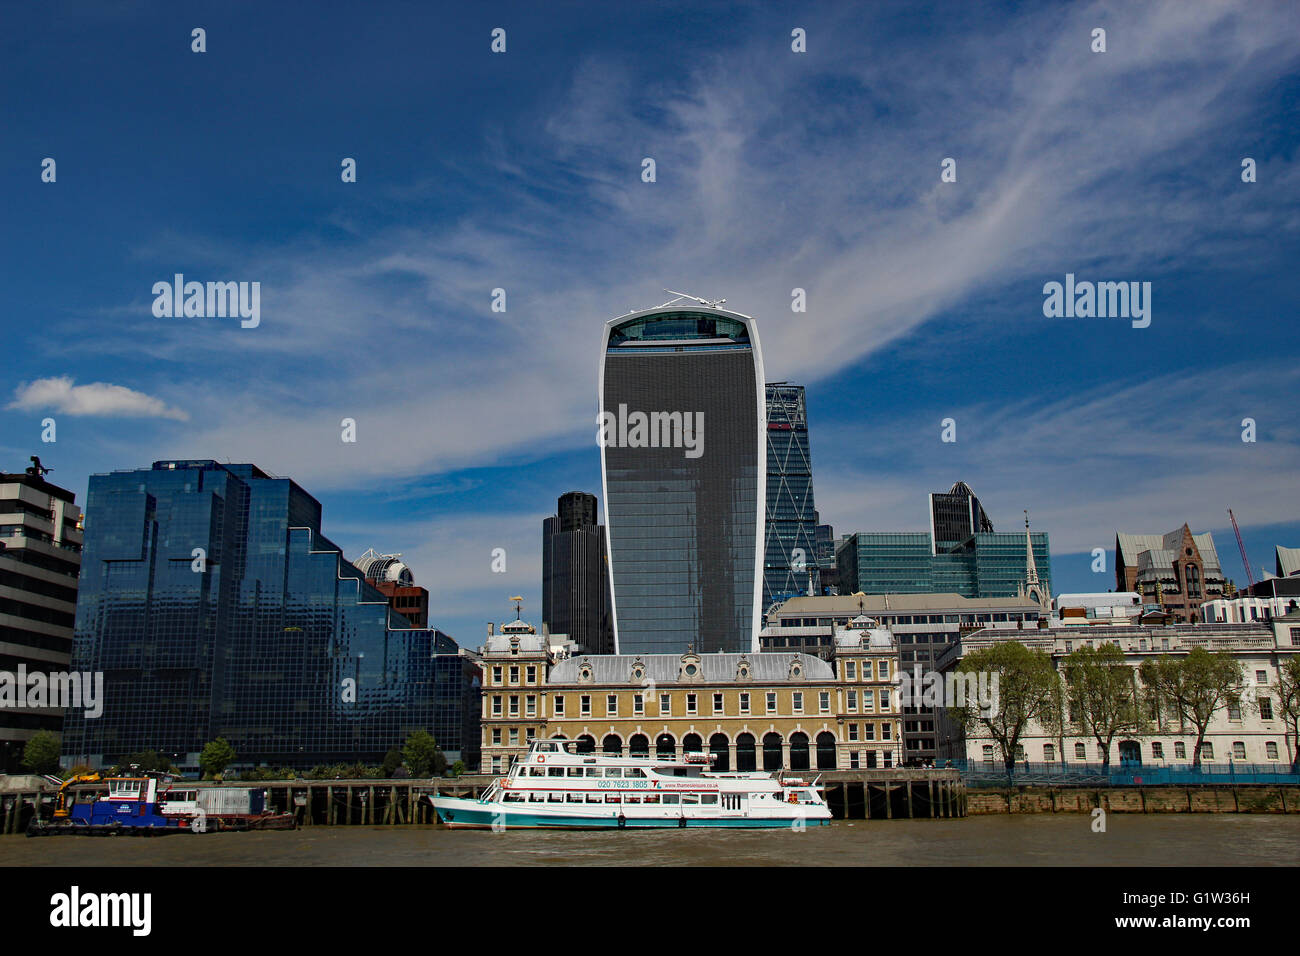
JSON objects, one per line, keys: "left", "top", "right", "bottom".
{"left": 52, "top": 772, "right": 101, "bottom": 818}
{"left": 1228, "top": 508, "right": 1255, "bottom": 589}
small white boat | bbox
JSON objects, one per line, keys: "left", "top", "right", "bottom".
{"left": 429, "top": 738, "right": 832, "bottom": 829}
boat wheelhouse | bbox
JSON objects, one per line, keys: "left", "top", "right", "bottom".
{"left": 430, "top": 737, "right": 831, "bottom": 829}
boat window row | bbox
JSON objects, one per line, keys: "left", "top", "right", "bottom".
{"left": 525, "top": 766, "right": 648, "bottom": 778}
{"left": 501, "top": 792, "right": 721, "bottom": 805}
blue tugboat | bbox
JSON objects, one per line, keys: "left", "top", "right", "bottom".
{"left": 29, "top": 775, "right": 184, "bottom": 835}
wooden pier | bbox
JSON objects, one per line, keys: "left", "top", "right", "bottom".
{"left": 819, "top": 769, "right": 967, "bottom": 819}
{"left": 4, "top": 770, "right": 964, "bottom": 832}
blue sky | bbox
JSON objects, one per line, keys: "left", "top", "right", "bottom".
{"left": 3, "top": 1, "right": 1299, "bottom": 644}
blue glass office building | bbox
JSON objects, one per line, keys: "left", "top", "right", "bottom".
{"left": 600, "top": 307, "right": 765, "bottom": 654}
{"left": 763, "top": 384, "right": 821, "bottom": 609}
{"left": 61, "top": 460, "right": 479, "bottom": 771}
{"left": 836, "top": 530, "right": 1052, "bottom": 598}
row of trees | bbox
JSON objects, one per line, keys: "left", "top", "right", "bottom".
{"left": 949, "top": 642, "right": 1300, "bottom": 774}
{"left": 18, "top": 730, "right": 458, "bottom": 781}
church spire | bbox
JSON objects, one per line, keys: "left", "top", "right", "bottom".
{"left": 1024, "top": 510, "right": 1040, "bottom": 586}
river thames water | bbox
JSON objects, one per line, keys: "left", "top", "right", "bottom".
{"left": 3, "top": 815, "right": 1297, "bottom": 866}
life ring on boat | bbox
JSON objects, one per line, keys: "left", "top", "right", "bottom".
{"left": 537, "top": 756, "right": 545, "bottom": 764}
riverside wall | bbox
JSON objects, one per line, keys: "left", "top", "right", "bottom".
{"left": 966, "top": 784, "right": 1298, "bottom": 814}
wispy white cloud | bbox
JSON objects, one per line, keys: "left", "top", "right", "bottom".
{"left": 329, "top": 511, "right": 547, "bottom": 634}
{"left": 8, "top": 376, "right": 189, "bottom": 421}
{"left": 34, "top": 1, "right": 1300, "bottom": 502}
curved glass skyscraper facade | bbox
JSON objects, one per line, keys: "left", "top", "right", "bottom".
{"left": 599, "top": 307, "right": 765, "bottom": 654}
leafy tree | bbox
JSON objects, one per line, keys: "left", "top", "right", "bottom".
{"left": 199, "top": 738, "right": 237, "bottom": 779}
{"left": 21, "top": 730, "right": 62, "bottom": 775}
{"left": 450, "top": 760, "right": 466, "bottom": 778}
{"left": 236, "top": 765, "right": 297, "bottom": 781}
{"left": 381, "top": 748, "right": 403, "bottom": 777}
{"left": 402, "top": 730, "right": 446, "bottom": 777}
{"left": 1063, "top": 643, "right": 1145, "bottom": 768}
{"left": 110, "top": 750, "right": 175, "bottom": 776}
{"left": 947, "top": 641, "right": 1060, "bottom": 779}
{"left": 1272, "top": 656, "right": 1300, "bottom": 772}
{"left": 1139, "top": 647, "right": 1242, "bottom": 768}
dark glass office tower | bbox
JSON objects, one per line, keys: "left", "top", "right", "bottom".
{"left": 62, "top": 460, "right": 479, "bottom": 771}
{"left": 814, "top": 512, "right": 837, "bottom": 588}
{"left": 929, "top": 481, "right": 993, "bottom": 550}
{"left": 542, "top": 491, "right": 613, "bottom": 654}
{"left": 600, "top": 307, "right": 765, "bottom": 654}
{"left": 763, "top": 384, "right": 821, "bottom": 609}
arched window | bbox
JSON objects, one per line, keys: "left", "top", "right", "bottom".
{"left": 789, "top": 732, "right": 810, "bottom": 770}
{"left": 602, "top": 734, "right": 622, "bottom": 756}
{"left": 1043, "top": 744, "right": 1055, "bottom": 763}
{"left": 1185, "top": 564, "right": 1202, "bottom": 598}
{"left": 629, "top": 734, "right": 649, "bottom": 759}
{"left": 709, "top": 733, "right": 730, "bottom": 771}
{"left": 575, "top": 735, "right": 596, "bottom": 754}
{"left": 982, "top": 744, "right": 995, "bottom": 766}
{"left": 762, "top": 732, "right": 783, "bottom": 771}
{"left": 815, "top": 731, "right": 837, "bottom": 770}
{"left": 736, "top": 733, "right": 757, "bottom": 771}
{"left": 682, "top": 733, "right": 703, "bottom": 754}
{"left": 656, "top": 734, "right": 676, "bottom": 760}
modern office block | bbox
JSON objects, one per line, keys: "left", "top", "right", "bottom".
{"left": 62, "top": 460, "right": 479, "bottom": 771}
{"left": 835, "top": 485, "right": 1051, "bottom": 607}
{"left": 929, "top": 481, "right": 993, "bottom": 549}
{"left": 542, "top": 492, "right": 613, "bottom": 655}
{"left": 354, "top": 548, "right": 430, "bottom": 628}
{"left": 599, "top": 305, "right": 765, "bottom": 654}
{"left": 0, "top": 459, "right": 82, "bottom": 771}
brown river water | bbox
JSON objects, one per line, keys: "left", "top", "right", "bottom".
{"left": 2, "top": 815, "right": 1297, "bottom": 866}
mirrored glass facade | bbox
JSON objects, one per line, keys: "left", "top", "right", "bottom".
{"left": 836, "top": 530, "right": 1051, "bottom": 598}
{"left": 62, "top": 460, "right": 479, "bottom": 771}
{"left": 600, "top": 308, "right": 764, "bottom": 655}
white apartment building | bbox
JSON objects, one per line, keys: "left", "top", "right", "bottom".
{"left": 937, "top": 614, "right": 1300, "bottom": 768}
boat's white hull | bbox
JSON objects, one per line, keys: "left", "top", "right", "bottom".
{"left": 429, "top": 795, "right": 831, "bottom": 829}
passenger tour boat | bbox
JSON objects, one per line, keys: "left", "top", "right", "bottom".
{"left": 429, "top": 737, "right": 832, "bottom": 828}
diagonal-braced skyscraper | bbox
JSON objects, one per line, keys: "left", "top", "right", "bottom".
{"left": 764, "top": 383, "right": 821, "bottom": 609}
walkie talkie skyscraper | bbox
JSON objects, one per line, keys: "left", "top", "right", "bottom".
{"left": 599, "top": 298, "right": 765, "bottom": 655}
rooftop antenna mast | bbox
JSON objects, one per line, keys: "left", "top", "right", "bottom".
{"left": 660, "top": 288, "right": 727, "bottom": 310}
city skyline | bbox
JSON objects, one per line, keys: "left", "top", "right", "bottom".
{"left": 3, "top": 2, "right": 1298, "bottom": 646}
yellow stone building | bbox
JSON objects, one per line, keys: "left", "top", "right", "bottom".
{"left": 479, "top": 616, "right": 902, "bottom": 775}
